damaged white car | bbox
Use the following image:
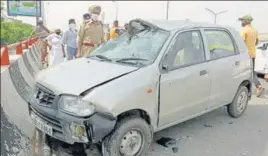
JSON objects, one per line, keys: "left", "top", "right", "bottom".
{"left": 29, "top": 19, "right": 252, "bottom": 156}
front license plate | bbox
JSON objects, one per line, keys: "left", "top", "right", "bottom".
{"left": 35, "top": 118, "right": 53, "bottom": 136}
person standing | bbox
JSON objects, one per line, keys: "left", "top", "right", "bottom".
{"left": 104, "top": 24, "right": 110, "bottom": 41}
{"left": 77, "top": 5, "right": 104, "bottom": 57}
{"left": 83, "top": 13, "right": 91, "bottom": 21}
{"left": 239, "top": 14, "right": 265, "bottom": 97}
{"left": 62, "top": 19, "right": 77, "bottom": 60}
{"left": 109, "top": 20, "right": 120, "bottom": 40}
{"left": 46, "top": 29, "right": 66, "bottom": 67}
{"left": 29, "top": 20, "right": 51, "bottom": 67}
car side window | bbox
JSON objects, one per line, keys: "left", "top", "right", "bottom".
{"left": 168, "top": 31, "right": 205, "bottom": 68}
{"left": 204, "top": 30, "right": 236, "bottom": 60}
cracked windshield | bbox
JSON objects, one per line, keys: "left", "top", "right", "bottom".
{"left": 89, "top": 28, "right": 169, "bottom": 66}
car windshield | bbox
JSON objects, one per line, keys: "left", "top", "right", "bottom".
{"left": 88, "top": 28, "right": 170, "bottom": 66}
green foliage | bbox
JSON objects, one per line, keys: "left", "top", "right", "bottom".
{"left": 1, "top": 21, "right": 34, "bottom": 44}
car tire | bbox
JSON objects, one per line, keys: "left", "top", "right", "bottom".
{"left": 102, "top": 116, "right": 153, "bottom": 156}
{"left": 227, "top": 86, "right": 249, "bottom": 118}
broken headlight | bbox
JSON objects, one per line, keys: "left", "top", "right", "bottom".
{"left": 59, "top": 95, "right": 95, "bottom": 117}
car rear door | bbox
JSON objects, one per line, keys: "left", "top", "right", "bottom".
{"left": 202, "top": 28, "right": 250, "bottom": 109}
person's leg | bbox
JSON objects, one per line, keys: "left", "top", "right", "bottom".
{"left": 252, "top": 58, "right": 265, "bottom": 97}
{"left": 252, "top": 58, "right": 261, "bottom": 87}
{"left": 66, "top": 46, "right": 72, "bottom": 60}
{"left": 74, "top": 48, "right": 77, "bottom": 59}
{"left": 41, "top": 40, "right": 47, "bottom": 66}
{"left": 67, "top": 46, "right": 77, "bottom": 60}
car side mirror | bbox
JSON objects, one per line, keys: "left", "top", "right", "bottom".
{"left": 162, "top": 54, "right": 169, "bottom": 71}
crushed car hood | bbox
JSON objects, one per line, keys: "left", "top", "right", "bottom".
{"left": 36, "top": 58, "right": 138, "bottom": 95}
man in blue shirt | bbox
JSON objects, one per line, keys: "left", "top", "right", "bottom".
{"left": 62, "top": 19, "right": 78, "bottom": 60}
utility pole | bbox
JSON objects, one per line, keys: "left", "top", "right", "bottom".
{"left": 35, "top": 0, "right": 39, "bottom": 25}
{"left": 112, "top": 1, "right": 118, "bottom": 21}
{"left": 205, "top": 8, "right": 228, "bottom": 24}
{"left": 41, "top": 1, "right": 46, "bottom": 26}
{"left": 166, "top": 1, "right": 169, "bottom": 20}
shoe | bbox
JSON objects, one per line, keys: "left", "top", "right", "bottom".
{"left": 256, "top": 87, "right": 265, "bottom": 97}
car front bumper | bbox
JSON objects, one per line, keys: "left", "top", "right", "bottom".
{"left": 28, "top": 102, "right": 116, "bottom": 145}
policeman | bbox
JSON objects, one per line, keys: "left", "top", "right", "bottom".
{"left": 29, "top": 20, "right": 51, "bottom": 67}
{"left": 77, "top": 5, "right": 104, "bottom": 57}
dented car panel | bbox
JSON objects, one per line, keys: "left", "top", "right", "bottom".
{"left": 29, "top": 100, "right": 117, "bottom": 144}
{"left": 36, "top": 58, "right": 139, "bottom": 95}
{"left": 83, "top": 64, "right": 161, "bottom": 130}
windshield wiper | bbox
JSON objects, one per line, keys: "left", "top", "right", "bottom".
{"left": 116, "top": 58, "right": 149, "bottom": 66}
{"left": 116, "top": 58, "right": 149, "bottom": 62}
{"left": 87, "top": 55, "right": 111, "bottom": 61}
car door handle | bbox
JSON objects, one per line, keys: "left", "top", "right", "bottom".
{"left": 200, "top": 70, "right": 208, "bottom": 76}
{"left": 235, "top": 61, "right": 240, "bottom": 66}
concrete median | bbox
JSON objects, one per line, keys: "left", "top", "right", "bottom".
{"left": 1, "top": 44, "right": 43, "bottom": 156}
{"left": 28, "top": 47, "right": 43, "bottom": 71}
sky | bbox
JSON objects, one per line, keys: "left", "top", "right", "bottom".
{"left": 5, "top": 1, "right": 268, "bottom": 33}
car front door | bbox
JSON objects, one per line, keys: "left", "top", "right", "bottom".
{"left": 159, "top": 30, "right": 211, "bottom": 127}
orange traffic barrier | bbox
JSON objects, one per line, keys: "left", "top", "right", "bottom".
{"left": 1, "top": 46, "right": 10, "bottom": 65}
{"left": 24, "top": 40, "right": 29, "bottom": 49}
{"left": 16, "top": 43, "right": 23, "bottom": 55}
{"left": 29, "top": 39, "right": 33, "bottom": 46}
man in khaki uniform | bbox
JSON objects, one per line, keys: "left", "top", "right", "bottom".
{"left": 77, "top": 5, "right": 104, "bottom": 57}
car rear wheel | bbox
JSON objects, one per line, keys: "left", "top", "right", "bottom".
{"left": 227, "top": 86, "right": 249, "bottom": 118}
{"left": 102, "top": 116, "right": 153, "bottom": 156}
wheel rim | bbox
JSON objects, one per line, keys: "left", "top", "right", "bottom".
{"left": 119, "top": 130, "right": 143, "bottom": 155}
{"left": 237, "top": 91, "right": 248, "bottom": 113}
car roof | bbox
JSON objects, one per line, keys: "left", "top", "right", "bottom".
{"left": 132, "top": 19, "right": 249, "bottom": 54}
{"left": 134, "top": 19, "right": 234, "bottom": 31}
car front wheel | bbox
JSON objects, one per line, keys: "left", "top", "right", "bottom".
{"left": 102, "top": 116, "right": 153, "bottom": 156}
{"left": 227, "top": 86, "right": 249, "bottom": 118}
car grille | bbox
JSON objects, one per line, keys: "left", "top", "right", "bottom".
{"left": 30, "top": 106, "right": 64, "bottom": 139}
{"left": 35, "top": 86, "right": 56, "bottom": 107}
